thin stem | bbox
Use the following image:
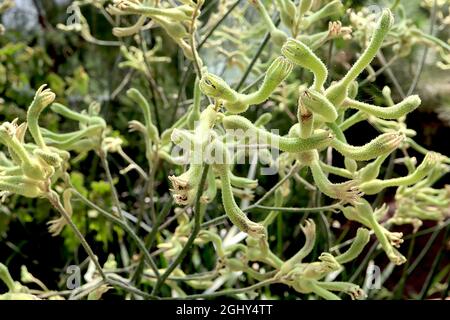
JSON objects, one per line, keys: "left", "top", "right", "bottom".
{"left": 170, "top": 0, "right": 242, "bottom": 124}
{"left": 407, "top": 0, "right": 437, "bottom": 96}
{"left": 200, "top": 214, "right": 228, "bottom": 228}
{"left": 359, "top": 54, "right": 398, "bottom": 87}
{"left": 236, "top": 29, "right": 272, "bottom": 91}
{"left": 47, "top": 191, "right": 106, "bottom": 280}
{"left": 99, "top": 149, "right": 126, "bottom": 222}
{"left": 117, "top": 147, "right": 148, "bottom": 180}
{"left": 162, "top": 277, "right": 277, "bottom": 300}
{"left": 419, "top": 225, "right": 449, "bottom": 299}
{"left": 151, "top": 164, "right": 210, "bottom": 296}
{"left": 376, "top": 51, "right": 405, "bottom": 98}
{"left": 107, "top": 275, "right": 157, "bottom": 299}
{"left": 247, "top": 163, "right": 300, "bottom": 209}
{"left": 407, "top": 227, "right": 440, "bottom": 275}
{"left": 131, "top": 199, "right": 173, "bottom": 284}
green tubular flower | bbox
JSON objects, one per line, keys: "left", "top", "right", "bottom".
{"left": 169, "top": 105, "right": 218, "bottom": 205}
{"left": 0, "top": 123, "right": 45, "bottom": 180}
{"left": 0, "top": 166, "right": 22, "bottom": 176}
{"left": 0, "top": 175, "right": 43, "bottom": 198}
{"left": 342, "top": 200, "right": 406, "bottom": 265}
{"left": 254, "top": 113, "right": 272, "bottom": 127}
{"left": 199, "top": 72, "right": 239, "bottom": 102}
{"left": 382, "top": 86, "right": 394, "bottom": 106}
{"left": 50, "top": 103, "right": 91, "bottom": 123}
{"left": 298, "top": 0, "right": 313, "bottom": 16}
{"left": 120, "top": 3, "right": 194, "bottom": 22}
{"left": 301, "top": 0, "right": 343, "bottom": 29}
{"left": 229, "top": 172, "right": 258, "bottom": 189}
{"left": 195, "top": 230, "right": 225, "bottom": 258}
{"left": 347, "top": 81, "right": 359, "bottom": 100}
{"left": 43, "top": 125, "right": 104, "bottom": 151}
{"left": 280, "top": 219, "right": 316, "bottom": 274}
{"left": 298, "top": 89, "right": 338, "bottom": 122}
{"left": 312, "top": 281, "right": 365, "bottom": 300}
{"left": 243, "top": 56, "right": 293, "bottom": 105}
{"left": 169, "top": 164, "right": 203, "bottom": 206}
{"left": 222, "top": 115, "right": 334, "bottom": 153}
{"left": 282, "top": 38, "right": 328, "bottom": 91}
{"left": 334, "top": 228, "right": 370, "bottom": 264}
{"left": 250, "top": 0, "right": 287, "bottom": 46}
{"left": 343, "top": 95, "right": 421, "bottom": 120}
{"left": 410, "top": 204, "right": 444, "bottom": 221}
{"left": 200, "top": 57, "right": 292, "bottom": 113}
{"left": 50, "top": 103, "right": 106, "bottom": 127}
{"left": 27, "top": 84, "right": 55, "bottom": 148}
{"left": 309, "top": 157, "right": 362, "bottom": 202}
{"left": 0, "top": 263, "right": 19, "bottom": 292}
{"left": 187, "top": 78, "right": 202, "bottom": 130}
{"left": 213, "top": 142, "right": 266, "bottom": 239}
{"left": 330, "top": 132, "right": 404, "bottom": 161}
{"left": 194, "top": 104, "right": 218, "bottom": 146}
{"left": 325, "top": 9, "right": 394, "bottom": 107}
{"left": 41, "top": 128, "right": 86, "bottom": 142}
{"left": 33, "top": 149, "right": 62, "bottom": 168}
{"left": 320, "top": 161, "right": 353, "bottom": 179}
{"left": 203, "top": 169, "right": 217, "bottom": 203}
{"left": 113, "top": 16, "right": 146, "bottom": 37}
{"left": 275, "top": 0, "right": 296, "bottom": 29}
{"left": 415, "top": 192, "right": 448, "bottom": 207}
{"left": 357, "top": 154, "right": 389, "bottom": 182}
{"left": 326, "top": 122, "right": 358, "bottom": 172}
{"left": 360, "top": 152, "right": 439, "bottom": 194}
{"left": 0, "top": 152, "right": 14, "bottom": 167}
{"left": 126, "top": 88, "right": 159, "bottom": 142}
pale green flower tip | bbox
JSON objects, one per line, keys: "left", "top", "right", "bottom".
{"left": 382, "top": 85, "right": 391, "bottom": 97}
{"left": 271, "top": 29, "right": 288, "bottom": 47}
{"left": 299, "top": 0, "right": 313, "bottom": 15}
{"left": 222, "top": 115, "right": 253, "bottom": 131}
{"left": 379, "top": 8, "right": 394, "bottom": 32}
{"left": 266, "top": 56, "right": 294, "bottom": 83}
{"left": 405, "top": 94, "right": 421, "bottom": 109}
{"left": 254, "top": 113, "right": 272, "bottom": 127}
{"left": 356, "top": 227, "right": 370, "bottom": 242}
{"left": 20, "top": 265, "right": 34, "bottom": 283}
{"left": 199, "top": 73, "right": 237, "bottom": 102}
{"left": 30, "top": 84, "right": 56, "bottom": 112}
{"left": 281, "top": 38, "right": 311, "bottom": 64}
{"left": 125, "top": 87, "right": 139, "bottom": 99}
{"left": 299, "top": 89, "right": 338, "bottom": 122}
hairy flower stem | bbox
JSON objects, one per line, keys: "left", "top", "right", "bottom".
{"left": 47, "top": 190, "right": 106, "bottom": 280}
{"left": 325, "top": 9, "right": 393, "bottom": 107}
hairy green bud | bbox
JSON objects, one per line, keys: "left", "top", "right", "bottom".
{"left": 27, "top": 84, "right": 55, "bottom": 148}
{"left": 299, "top": 89, "right": 338, "bottom": 122}
{"left": 331, "top": 132, "right": 404, "bottom": 161}
{"left": 282, "top": 38, "right": 328, "bottom": 90}
{"left": 344, "top": 95, "right": 421, "bottom": 120}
